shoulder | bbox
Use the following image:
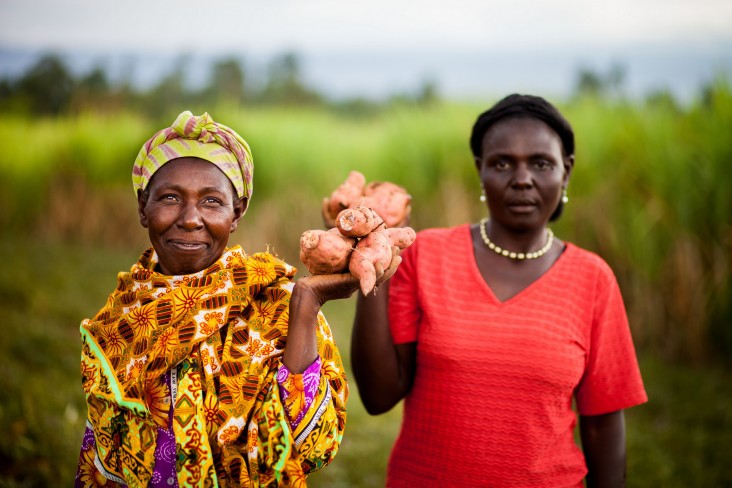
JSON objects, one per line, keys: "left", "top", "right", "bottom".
{"left": 413, "top": 224, "right": 471, "bottom": 250}
{"left": 564, "top": 243, "right": 615, "bottom": 277}
{"left": 398, "top": 224, "right": 472, "bottom": 276}
{"left": 562, "top": 242, "right": 621, "bottom": 296}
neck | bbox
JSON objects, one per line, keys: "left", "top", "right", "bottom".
{"left": 483, "top": 219, "right": 550, "bottom": 254}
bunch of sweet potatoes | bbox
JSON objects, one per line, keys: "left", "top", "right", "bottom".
{"left": 302, "top": 176, "right": 416, "bottom": 295}
{"left": 321, "top": 170, "right": 412, "bottom": 228}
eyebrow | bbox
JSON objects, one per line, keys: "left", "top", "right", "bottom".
{"left": 487, "top": 150, "right": 559, "bottom": 159}
{"left": 154, "top": 184, "right": 229, "bottom": 195}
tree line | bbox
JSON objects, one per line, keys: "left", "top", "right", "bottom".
{"left": 0, "top": 52, "right": 440, "bottom": 117}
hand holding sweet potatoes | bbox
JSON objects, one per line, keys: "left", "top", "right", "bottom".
{"left": 301, "top": 205, "right": 416, "bottom": 295}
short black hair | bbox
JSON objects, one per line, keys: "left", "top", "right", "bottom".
{"left": 470, "top": 94, "right": 574, "bottom": 222}
{"left": 469, "top": 94, "right": 574, "bottom": 158}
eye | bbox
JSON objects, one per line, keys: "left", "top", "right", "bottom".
{"left": 493, "top": 159, "right": 510, "bottom": 170}
{"left": 534, "top": 159, "right": 552, "bottom": 169}
{"left": 159, "top": 194, "right": 179, "bottom": 202}
{"left": 203, "top": 197, "right": 224, "bottom": 206}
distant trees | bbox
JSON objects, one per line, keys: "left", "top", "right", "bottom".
{"left": 0, "top": 51, "right": 441, "bottom": 117}
{"left": 574, "top": 63, "right": 627, "bottom": 100}
{"left": 4, "top": 54, "right": 75, "bottom": 114}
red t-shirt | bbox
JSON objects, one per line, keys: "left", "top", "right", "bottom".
{"left": 387, "top": 224, "right": 647, "bottom": 487}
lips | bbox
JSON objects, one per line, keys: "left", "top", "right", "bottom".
{"left": 168, "top": 239, "right": 208, "bottom": 252}
{"left": 505, "top": 199, "right": 538, "bottom": 213}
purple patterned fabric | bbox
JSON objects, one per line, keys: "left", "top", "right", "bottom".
{"left": 277, "top": 357, "right": 322, "bottom": 429}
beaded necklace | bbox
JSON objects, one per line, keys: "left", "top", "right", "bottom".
{"left": 479, "top": 217, "right": 554, "bottom": 260}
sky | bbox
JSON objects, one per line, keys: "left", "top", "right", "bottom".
{"left": 1, "top": 0, "right": 731, "bottom": 101}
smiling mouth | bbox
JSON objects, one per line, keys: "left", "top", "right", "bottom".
{"left": 168, "top": 240, "right": 208, "bottom": 251}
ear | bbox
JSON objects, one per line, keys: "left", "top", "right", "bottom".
{"left": 230, "top": 197, "right": 248, "bottom": 233}
{"left": 137, "top": 189, "right": 149, "bottom": 228}
{"left": 474, "top": 155, "right": 482, "bottom": 170}
{"left": 563, "top": 155, "right": 575, "bottom": 186}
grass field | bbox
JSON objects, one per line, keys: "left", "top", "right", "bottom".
{"left": 0, "top": 237, "right": 730, "bottom": 487}
{"left": 1, "top": 86, "right": 731, "bottom": 485}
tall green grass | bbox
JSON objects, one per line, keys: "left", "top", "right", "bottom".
{"left": 2, "top": 85, "right": 730, "bottom": 362}
{"left": 0, "top": 239, "right": 730, "bottom": 486}
{"left": 1, "top": 87, "right": 731, "bottom": 484}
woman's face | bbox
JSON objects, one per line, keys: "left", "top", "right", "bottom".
{"left": 138, "top": 157, "right": 247, "bottom": 275}
{"left": 475, "top": 117, "right": 573, "bottom": 232}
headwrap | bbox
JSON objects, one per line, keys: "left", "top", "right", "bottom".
{"left": 469, "top": 94, "right": 575, "bottom": 158}
{"left": 132, "top": 111, "right": 254, "bottom": 201}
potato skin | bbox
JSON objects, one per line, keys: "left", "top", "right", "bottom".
{"left": 336, "top": 205, "right": 385, "bottom": 237}
{"left": 324, "top": 170, "right": 367, "bottom": 223}
{"left": 299, "top": 228, "right": 356, "bottom": 274}
{"left": 363, "top": 181, "right": 412, "bottom": 228}
{"left": 322, "top": 172, "right": 411, "bottom": 229}
{"left": 348, "top": 227, "right": 416, "bottom": 295}
{"left": 349, "top": 230, "right": 393, "bottom": 295}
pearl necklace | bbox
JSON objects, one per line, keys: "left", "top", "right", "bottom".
{"left": 479, "top": 218, "right": 554, "bottom": 260}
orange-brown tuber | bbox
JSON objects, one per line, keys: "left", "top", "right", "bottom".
{"left": 299, "top": 228, "right": 356, "bottom": 274}
{"left": 336, "top": 204, "right": 385, "bottom": 237}
{"left": 322, "top": 171, "right": 411, "bottom": 229}
{"left": 322, "top": 171, "right": 366, "bottom": 227}
{"left": 362, "top": 181, "right": 412, "bottom": 228}
{"left": 349, "top": 226, "right": 416, "bottom": 295}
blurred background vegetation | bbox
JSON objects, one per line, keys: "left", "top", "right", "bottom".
{"left": 0, "top": 53, "right": 730, "bottom": 487}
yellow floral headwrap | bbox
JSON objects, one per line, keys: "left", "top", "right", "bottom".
{"left": 132, "top": 111, "right": 253, "bottom": 201}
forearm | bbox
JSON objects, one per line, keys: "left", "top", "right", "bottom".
{"left": 580, "top": 410, "right": 627, "bottom": 488}
{"left": 283, "top": 283, "right": 322, "bottom": 374}
{"left": 352, "top": 282, "right": 414, "bottom": 414}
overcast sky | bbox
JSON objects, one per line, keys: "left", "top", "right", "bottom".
{"left": 1, "top": 0, "right": 731, "bottom": 100}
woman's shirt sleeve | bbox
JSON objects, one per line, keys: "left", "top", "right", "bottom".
{"left": 575, "top": 263, "right": 648, "bottom": 415}
{"left": 388, "top": 236, "right": 422, "bottom": 344}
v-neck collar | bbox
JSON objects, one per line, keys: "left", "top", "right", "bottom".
{"left": 462, "top": 224, "right": 573, "bottom": 306}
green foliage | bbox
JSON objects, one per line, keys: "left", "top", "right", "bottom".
{"left": 0, "top": 239, "right": 730, "bottom": 486}
{"left": 1, "top": 82, "right": 731, "bottom": 485}
{"left": 1, "top": 85, "right": 730, "bottom": 362}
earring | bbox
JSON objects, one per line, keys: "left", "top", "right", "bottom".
{"left": 562, "top": 188, "right": 569, "bottom": 204}
{"left": 480, "top": 188, "right": 486, "bottom": 202}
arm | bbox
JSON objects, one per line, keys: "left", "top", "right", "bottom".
{"left": 284, "top": 246, "right": 403, "bottom": 373}
{"left": 580, "top": 410, "right": 627, "bottom": 488}
{"left": 284, "top": 272, "right": 359, "bottom": 373}
{"left": 351, "top": 278, "right": 417, "bottom": 415}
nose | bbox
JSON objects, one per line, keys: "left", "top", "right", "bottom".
{"left": 511, "top": 163, "right": 533, "bottom": 189}
{"left": 177, "top": 202, "right": 204, "bottom": 230}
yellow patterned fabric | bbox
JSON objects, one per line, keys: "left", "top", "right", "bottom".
{"left": 80, "top": 246, "right": 347, "bottom": 487}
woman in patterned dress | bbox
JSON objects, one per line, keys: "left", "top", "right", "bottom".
{"left": 75, "top": 111, "right": 398, "bottom": 487}
{"left": 351, "top": 94, "right": 648, "bottom": 487}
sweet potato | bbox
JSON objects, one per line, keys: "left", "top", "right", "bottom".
{"left": 383, "top": 227, "right": 417, "bottom": 250}
{"left": 323, "top": 171, "right": 367, "bottom": 226}
{"left": 336, "top": 204, "right": 385, "bottom": 237}
{"left": 362, "top": 181, "right": 412, "bottom": 228}
{"left": 349, "top": 226, "right": 417, "bottom": 295}
{"left": 299, "top": 228, "right": 356, "bottom": 274}
{"left": 322, "top": 172, "right": 411, "bottom": 229}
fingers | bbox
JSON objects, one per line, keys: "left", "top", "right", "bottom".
{"left": 376, "top": 246, "right": 402, "bottom": 285}
{"left": 299, "top": 272, "right": 360, "bottom": 304}
{"left": 374, "top": 261, "right": 385, "bottom": 280}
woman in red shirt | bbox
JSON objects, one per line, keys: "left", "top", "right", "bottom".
{"left": 352, "top": 94, "right": 648, "bottom": 487}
